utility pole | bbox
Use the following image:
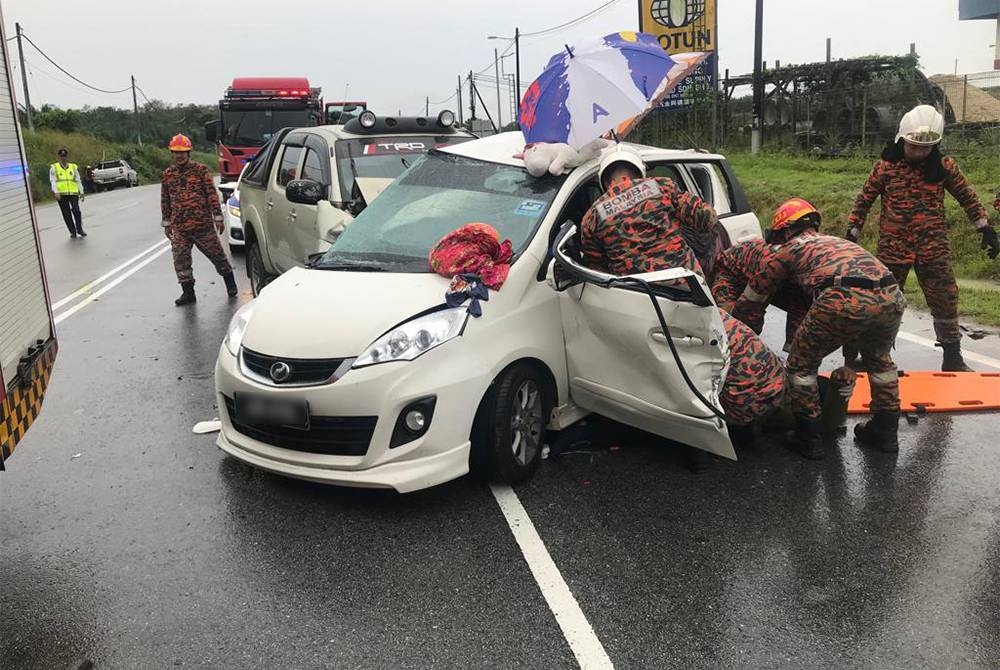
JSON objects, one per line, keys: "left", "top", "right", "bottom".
{"left": 751, "top": 0, "right": 763, "bottom": 154}
{"left": 131, "top": 75, "right": 142, "bottom": 146}
{"left": 15, "top": 23, "right": 33, "bottom": 131}
{"left": 514, "top": 27, "right": 521, "bottom": 116}
{"left": 425, "top": 96, "right": 429, "bottom": 117}
{"left": 469, "top": 71, "right": 475, "bottom": 121}
{"left": 494, "top": 48, "right": 503, "bottom": 129}
{"left": 457, "top": 75, "right": 464, "bottom": 125}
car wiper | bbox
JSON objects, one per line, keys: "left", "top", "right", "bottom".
{"left": 313, "top": 262, "right": 385, "bottom": 272}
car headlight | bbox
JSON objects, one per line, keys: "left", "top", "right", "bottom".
{"left": 227, "top": 194, "right": 240, "bottom": 219}
{"left": 224, "top": 304, "right": 254, "bottom": 356}
{"left": 353, "top": 308, "right": 467, "bottom": 368}
{"left": 228, "top": 204, "right": 241, "bottom": 218}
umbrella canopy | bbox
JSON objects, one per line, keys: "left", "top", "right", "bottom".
{"left": 518, "top": 31, "right": 705, "bottom": 149}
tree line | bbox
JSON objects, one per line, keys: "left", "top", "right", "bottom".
{"left": 20, "top": 101, "right": 218, "bottom": 151}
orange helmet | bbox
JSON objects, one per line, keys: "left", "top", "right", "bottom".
{"left": 168, "top": 134, "right": 193, "bottom": 152}
{"left": 766, "top": 197, "right": 820, "bottom": 243}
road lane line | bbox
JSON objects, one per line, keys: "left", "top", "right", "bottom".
{"left": 896, "top": 331, "right": 1000, "bottom": 369}
{"left": 490, "top": 484, "right": 615, "bottom": 670}
{"left": 54, "top": 246, "right": 171, "bottom": 325}
{"left": 52, "top": 239, "right": 169, "bottom": 310}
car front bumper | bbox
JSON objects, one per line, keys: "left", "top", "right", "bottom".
{"left": 226, "top": 211, "right": 245, "bottom": 247}
{"left": 214, "top": 342, "right": 487, "bottom": 493}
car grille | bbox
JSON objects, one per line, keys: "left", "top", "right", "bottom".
{"left": 223, "top": 396, "right": 376, "bottom": 456}
{"left": 241, "top": 348, "right": 348, "bottom": 386}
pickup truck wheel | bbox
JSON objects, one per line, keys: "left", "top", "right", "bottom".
{"left": 246, "top": 240, "right": 274, "bottom": 297}
{"left": 470, "top": 363, "right": 549, "bottom": 484}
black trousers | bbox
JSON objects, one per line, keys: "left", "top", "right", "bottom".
{"left": 57, "top": 195, "right": 83, "bottom": 234}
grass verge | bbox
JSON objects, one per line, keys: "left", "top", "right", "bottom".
{"left": 24, "top": 128, "right": 217, "bottom": 204}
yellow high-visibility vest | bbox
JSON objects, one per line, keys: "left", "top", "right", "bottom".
{"left": 52, "top": 162, "right": 80, "bottom": 195}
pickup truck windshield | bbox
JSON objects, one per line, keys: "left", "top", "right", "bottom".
{"left": 96, "top": 161, "right": 123, "bottom": 169}
{"left": 333, "top": 136, "right": 472, "bottom": 202}
{"left": 221, "top": 109, "right": 311, "bottom": 147}
{"left": 318, "top": 152, "right": 562, "bottom": 273}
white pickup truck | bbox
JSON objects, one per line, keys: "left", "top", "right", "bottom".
{"left": 237, "top": 111, "right": 474, "bottom": 295}
{"left": 92, "top": 159, "right": 138, "bottom": 191}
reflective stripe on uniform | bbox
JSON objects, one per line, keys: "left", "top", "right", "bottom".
{"left": 52, "top": 162, "right": 80, "bottom": 194}
{"left": 869, "top": 369, "right": 899, "bottom": 385}
{"left": 744, "top": 286, "right": 769, "bottom": 303}
{"left": 790, "top": 373, "right": 818, "bottom": 387}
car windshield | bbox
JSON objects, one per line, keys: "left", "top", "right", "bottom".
{"left": 221, "top": 109, "right": 311, "bottom": 147}
{"left": 317, "top": 151, "right": 562, "bottom": 273}
{"left": 333, "top": 136, "right": 472, "bottom": 202}
{"left": 97, "top": 161, "right": 122, "bottom": 169}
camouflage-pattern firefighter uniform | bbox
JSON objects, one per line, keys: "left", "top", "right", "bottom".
{"left": 733, "top": 231, "right": 905, "bottom": 421}
{"left": 161, "top": 160, "right": 232, "bottom": 284}
{"left": 581, "top": 176, "right": 718, "bottom": 277}
{"left": 582, "top": 177, "right": 783, "bottom": 425}
{"left": 718, "top": 310, "right": 787, "bottom": 426}
{"left": 847, "top": 155, "right": 987, "bottom": 344}
{"left": 711, "top": 237, "right": 811, "bottom": 348}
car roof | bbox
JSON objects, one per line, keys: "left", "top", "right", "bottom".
{"left": 437, "top": 131, "right": 727, "bottom": 171}
{"left": 301, "top": 124, "right": 476, "bottom": 143}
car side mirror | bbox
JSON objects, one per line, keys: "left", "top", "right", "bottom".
{"left": 204, "top": 120, "right": 218, "bottom": 144}
{"left": 286, "top": 179, "right": 325, "bottom": 206}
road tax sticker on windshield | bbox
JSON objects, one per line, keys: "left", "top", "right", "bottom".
{"left": 515, "top": 200, "right": 546, "bottom": 216}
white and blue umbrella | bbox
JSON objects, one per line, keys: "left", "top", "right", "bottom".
{"left": 518, "top": 31, "right": 706, "bottom": 149}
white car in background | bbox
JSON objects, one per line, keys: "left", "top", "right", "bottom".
{"left": 219, "top": 165, "right": 248, "bottom": 252}
{"left": 214, "top": 132, "right": 762, "bottom": 493}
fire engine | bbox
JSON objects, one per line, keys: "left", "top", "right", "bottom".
{"left": 206, "top": 77, "right": 323, "bottom": 181}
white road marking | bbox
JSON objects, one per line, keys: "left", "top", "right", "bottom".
{"left": 490, "top": 484, "right": 615, "bottom": 670}
{"left": 54, "top": 246, "right": 171, "bottom": 325}
{"left": 895, "top": 331, "right": 1000, "bottom": 370}
{"left": 52, "top": 239, "right": 169, "bottom": 310}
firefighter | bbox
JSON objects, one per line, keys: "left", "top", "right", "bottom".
{"left": 581, "top": 144, "right": 718, "bottom": 277}
{"left": 582, "top": 145, "right": 786, "bottom": 438}
{"left": 846, "top": 105, "right": 997, "bottom": 371}
{"left": 161, "top": 134, "right": 238, "bottom": 306}
{"left": 734, "top": 198, "right": 906, "bottom": 460}
{"left": 711, "top": 236, "right": 811, "bottom": 350}
{"left": 50, "top": 148, "right": 86, "bottom": 238}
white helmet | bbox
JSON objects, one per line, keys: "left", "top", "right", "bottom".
{"left": 598, "top": 144, "right": 646, "bottom": 187}
{"left": 896, "top": 104, "right": 944, "bottom": 146}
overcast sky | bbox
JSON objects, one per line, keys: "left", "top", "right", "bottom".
{"left": 3, "top": 0, "right": 997, "bottom": 121}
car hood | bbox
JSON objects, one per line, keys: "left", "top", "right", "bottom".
{"left": 241, "top": 267, "right": 451, "bottom": 359}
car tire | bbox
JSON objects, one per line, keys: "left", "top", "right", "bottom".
{"left": 470, "top": 362, "right": 550, "bottom": 484}
{"left": 246, "top": 240, "right": 274, "bottom": 297}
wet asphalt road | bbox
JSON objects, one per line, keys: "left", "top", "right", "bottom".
{"left": 2, "top": 186, "right": 1000, "bottom": 669}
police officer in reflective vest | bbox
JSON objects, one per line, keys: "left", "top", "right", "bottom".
{"left": 50, "top": 148, "right": 86, "bottom": 238}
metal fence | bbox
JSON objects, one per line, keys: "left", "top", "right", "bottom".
{"left": 629, "top": 67, "right": 1000, "bottom": 155}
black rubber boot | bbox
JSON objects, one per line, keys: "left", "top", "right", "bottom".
{"left": 788, "top": 416, "right": 824, "bottom": 460}
{"left": 941, "top": 342, "right": 973, "bottom": 372}
{"left": 854, "top": 410, "right": 900, "bottom": 453}
{"left": 843, "top": 345, "right": 864, "bottom": 371}
{"left": 174, "top": 281, "right": 196, "bottom": 306}
{"left": 223, "top": 271, "right": 238, "bottom": 297}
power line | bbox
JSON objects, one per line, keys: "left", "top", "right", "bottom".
{"left": 21, "top": 31, "right": 131, "bottom": 94}
{"left": 521, "top": 0, "right": 627, "bottom": 38}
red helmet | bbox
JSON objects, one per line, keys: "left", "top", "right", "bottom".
{"left": 766, "top": 198, "right": 820, "bottom": 243}
{"left": 168, "top": 134, "right": 193, "bottom": 152}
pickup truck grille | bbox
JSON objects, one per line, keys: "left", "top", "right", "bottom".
{"left": 241, "top": 348, "right": 349, "bottom": 386}
{"left": 223, "top": 396, "right": 375, "bottom": 456}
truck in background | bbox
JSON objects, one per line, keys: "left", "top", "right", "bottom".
{"left": 205, "top": 77, "right": 323, "bottom": 181}
{"left": 0, "top": 16, "right": 59, "bottom": 470}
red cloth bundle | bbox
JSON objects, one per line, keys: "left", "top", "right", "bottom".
{"left": 428, "top": 223, "right": 513, "bottom": 290}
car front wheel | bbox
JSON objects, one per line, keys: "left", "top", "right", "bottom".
{"left": 246, "top": 240, "right": 274, "bottom": 297}
{"left": 471, "top": 363, "right": 550, "bottom": 484}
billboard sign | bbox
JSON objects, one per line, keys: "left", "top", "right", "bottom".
{"left": 639, "top": 0, "right": 717, "bottom": 108}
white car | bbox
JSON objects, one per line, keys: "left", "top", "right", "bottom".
{"left": 92, "top": 159, "right": 138, "bottom": 190}
{"left": 219, "top": 165, "right": 248, "bottom": 251}
{"left": 214, "top": 132, "right": 762, "bottom": 493}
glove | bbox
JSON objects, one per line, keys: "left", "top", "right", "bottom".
{"left": 979, "top": 225, "right": 999, "bottom": 260}
{"left": 845, "top": 226, "right": 861, "bottom": 243}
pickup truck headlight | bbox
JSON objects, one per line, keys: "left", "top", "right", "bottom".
{"left": 353, "top": 308, "right": 467, "bottom": 368}
{"left": 227, "top": 194, "right": 240, "bottom": 219}
{"left": 224, "top": 304, "right": 254, "bottom": 356}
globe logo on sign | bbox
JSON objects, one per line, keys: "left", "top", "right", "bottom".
{"left": 650, "top": 0, "right": 706, "bottom": 28}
